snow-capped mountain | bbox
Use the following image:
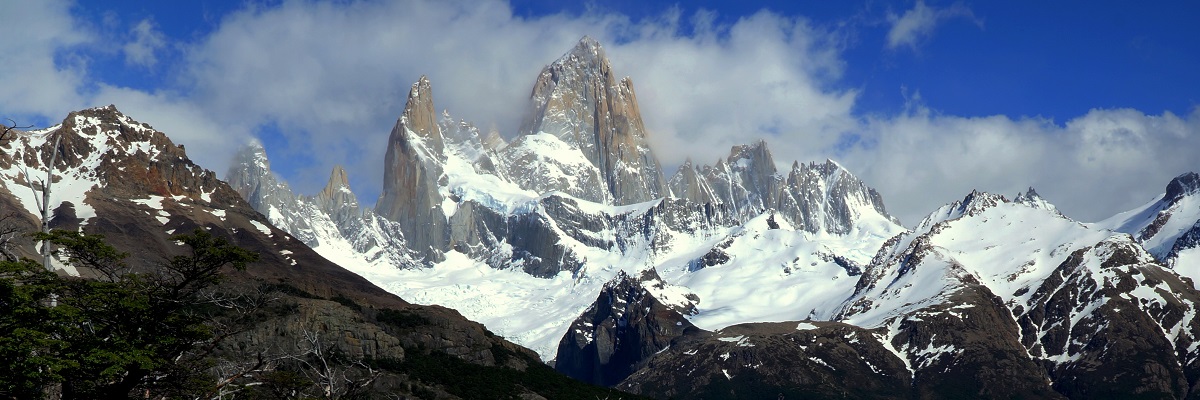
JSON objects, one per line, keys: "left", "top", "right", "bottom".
{"left": 226, "top": 37, "right": 904, "bottom": 362}
{"left": 222, "top": 36, "right": 1200, "bottom": 398}
{"left": 615, "top": 190, "right": 1200, "bottom": 397}
{"left": 0, "top": 106, "right": 632, "bottom": 398}
{"left": 836, "top": 190, "right": 1200, "bottom": 395}
{"left": 1098, "top": 172, "right": 1200, "bottom": 277}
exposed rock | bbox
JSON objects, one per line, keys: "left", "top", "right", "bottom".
{"left": 517, "top": 36, "right": 667, "bottom": 205}
{"left": 314, "top": 165, "right": 359, "bottom": 225}
{"left": 226, "top": 141, "right": 320, "bottom": 246}
{"left": 619, "top": 321, "right": 913, "bottom": 399}
{"left": 1166, "top": 172, "right": 1200, "bottom": 203}
{"left": 555, "top": 270, "right": 699, "bottom": 386}
{"left": 1014, "top": 187, "right": 1064, "bottom": 217}
{"left": 666, "top": 158, "right": 719, "bottom": 206}
{"left": 778, "top": 159, "right": 896, "bottom": 234}
{"left": 703, "top": 140, "right": 780, "bottom": 218}
{"left": 376, "top": 76, "right": 448, "bottom": 263}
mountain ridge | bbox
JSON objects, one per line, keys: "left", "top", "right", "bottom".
{"left": 213, "top": 36, "right": 1200, "bottom": 398}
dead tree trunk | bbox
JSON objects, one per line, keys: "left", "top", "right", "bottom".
{"left": 21, "top": 131, "right": 62, "bottom": 272}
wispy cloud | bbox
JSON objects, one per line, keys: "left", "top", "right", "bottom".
{"left": 123, "top": 18, "right": 166, "bottom": 68}
{"left": 886, "top": 0, "right": 981, "bottom": 51}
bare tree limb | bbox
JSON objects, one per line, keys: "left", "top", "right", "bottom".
{"left": 0, "top": 212, "right": 24, "bottom": 261}
{"left": 1, "top": 118, "right": 34, "bottom": 142}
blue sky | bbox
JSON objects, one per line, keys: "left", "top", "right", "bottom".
{"left": 2, "top": 0, "right": 1198, "bottom": 224}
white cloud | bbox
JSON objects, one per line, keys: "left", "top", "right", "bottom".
{"left": 0, "top": 0, "right": 92, "bottom": 122}
{"left": 123, "top": 18, "right": 166, "bottom": 67}
{"left": 838, "top": 106, "right": 1200, "bottom": 224}
{"left": 886, "top": 0, "right": 980, "bottom": 51}
{"left": 3, "top": 0, "right": 1197, "bottom": 229}
{"left": 174, "top": 1, "right": 857, "bottom": 202}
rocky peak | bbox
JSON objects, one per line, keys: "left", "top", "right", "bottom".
{"left": 727, "top": 140, "right": 777, "bottom": 169}
{"left": 401, "top": 76, "right": 444, "bottom": 156}
{"left": 667, "top": 158, "right": 718, "bottom": 205}
{"left": 315, "top": 165, "right": 360, "bottom": 224}
{"left": 1165, "top": 172, "right": 1200, "bottom": 203}
{"left": 517, "top": 36, "right": 666, "bottom": 205}
{"left": 226, "top": 141, "right": 320, "bottom": 246}
{"left": 727, "top": 140, "right": 780, "bottom": 193}
{"left": 791, "top": 158, "right": 897, "bottom": 232}
{"left": 1013, "top": 187, "right": 1062, "bottom": 216}
{"left": 555, "top": 268, "right": 698, "bottom": 386}
{"left": 557, "top": 35, "right": 605, "bottom": 68}
{"left": 958, "top": 190, "right": 1007, "bottom": 216}
{"left": 917, "top": 190, "right": 1008, "bottom": 231}
{"left": 228, "top": 140, "right": 270, "bottom": 180}
{"left": 376, "top": 76, "right": 449, "bottom": 263}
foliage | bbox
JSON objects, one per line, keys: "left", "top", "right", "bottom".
{"left": 376, "top": 308, "right": 432, "bottom": 329}
{"left": 329, "top": 294, "right": 362, "bottom": 312}
{"left": 0, "top": 229, "right": 258, "bottom": 399}
{"left": 371, "top": 344, "right": 649, "bottom": 400}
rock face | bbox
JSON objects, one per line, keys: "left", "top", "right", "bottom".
{"left": 666, "top": 158, "right": 718, "bottom": 205}
{"left": 226, "top": 141, "right": 320, "bottom": 246}
{"left": 554, "top": 270, "right": 699, "bottom": 386}
{"left": 376, "top": 76, "right": 448, "bottom": 263}
{"left": 1100, "top": 172, "right": 1200, "bottom": 268}
{"left": 315, "top": 165, "right": 359, "bottom": 225}
{"left": 227, "top": 145, "right": 410, "bottom": 269}
{"left": 778, "top": 159, "right": 895, "bottom": 234}
{"left": 517, "top": 36, "right": 666, "bottom": 205}
{"left": 620, "top": 322, "right": 913, "bottom": 399}
{"left": 682, "top": 141, "right": 898, "bottom": 234}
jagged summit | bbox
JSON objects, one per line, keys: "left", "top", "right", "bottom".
{"left": 916, "top": 190, "right": 1007, "bottom": 230}
{"left": 1099, "top": 171, "right": 1200, "bottom": 266}
{"left": 399, "top": 75, "right": 444, "bottom": 154}
{"left": 666, "top": 157, "right": 718, "bottom": 205}
{"left": 918, "top": 187, "right": 1072, "bottom": 232}
{"left": 517, "top": 36, "right": 667, "bottom": 205}
{"left": 1165, "top": 172, "right": 1200, "bottom": 203}
{"left": 1013, "top": 186, "right": 1062, "bottom": 215}
{"left": 376, "top": 76, "right": 448, "bottom": 263}
{"left": 556, "top": 35, "right": 604, "bottom": 67}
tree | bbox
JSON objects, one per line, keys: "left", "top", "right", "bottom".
{"left": 31, "top": 132, "right": 63, "bottom": 272}
{"left": 9, "top": 123, "right": 62, "bottom": 272}
{"left": 0, "top": 228, "right": 259, "bottom": 399}
{"left": 0, "top": 257, "right": 68, "bottom": 398}
{"left": 0, "top": 211, "right": 26, "bottom": 261}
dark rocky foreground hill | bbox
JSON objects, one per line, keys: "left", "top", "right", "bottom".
{"left": 0, "top": 106, "right": 643, "bottom": 399}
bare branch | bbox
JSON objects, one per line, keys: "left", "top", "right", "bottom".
{"left": 1, "top": 118, "right": 34, "bottom": 142}
{"left": 0, "top": 212, "right": 25, "bottom": 261}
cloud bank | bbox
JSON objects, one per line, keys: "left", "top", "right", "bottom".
{"left": 1, "top": 0, "right": 1196, "bottom": 226}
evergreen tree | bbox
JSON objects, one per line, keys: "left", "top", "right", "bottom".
{"left": 0, "top": 229, "right": 258, "bottom": 399}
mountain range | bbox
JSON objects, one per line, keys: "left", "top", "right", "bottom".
{"left": 5, "top": 36, "right": 1200, "bottom": 398}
